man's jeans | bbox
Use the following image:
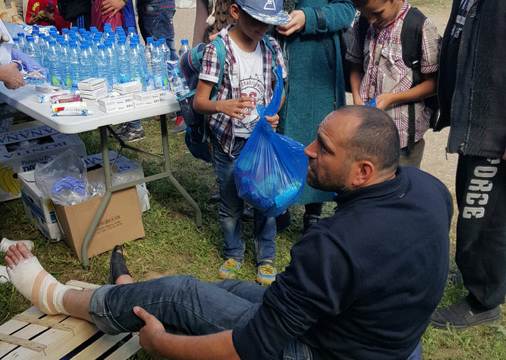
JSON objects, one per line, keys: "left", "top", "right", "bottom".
{"left": 212, "top": 138, "right": 277, "bottom": 263}
{"left": 89, "top": 277, "right": 313, "bottom": 359}
{"left": 137, "top": 0, "right": 177, "bottom": 60}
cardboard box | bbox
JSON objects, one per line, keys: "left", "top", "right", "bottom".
{"left": 0, "top": 124, "right": 86, "bottom": 202}
{"left": 18, "top": 151, "right": 150, "bottom": 241}
{"left": 55, "top": 186, "right": 145, "bottom": 261}
{"left": 84, "top": 151, "right": 150, "bottom": 213}
{"left": 18, "top": 170, "right": 62, "bottom": 241}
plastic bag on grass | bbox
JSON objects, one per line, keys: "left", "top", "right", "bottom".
{"left": 234, "top": 66, "right": 308, "bottom": 217}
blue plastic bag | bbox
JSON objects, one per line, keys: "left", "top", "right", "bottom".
{"left": 234, "top": 66, "right": 308, "bottom": 217}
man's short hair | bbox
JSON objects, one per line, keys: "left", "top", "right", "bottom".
{"left": 341, "top": 106, "right": 400, "bottom": 171}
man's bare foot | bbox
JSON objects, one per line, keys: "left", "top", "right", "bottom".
{"left": 5, "top": 243, "right": 70, "bottom": 315}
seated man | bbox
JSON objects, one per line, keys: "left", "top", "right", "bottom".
{"left": 4, "top": 106, "right": 452, "bottom": 360}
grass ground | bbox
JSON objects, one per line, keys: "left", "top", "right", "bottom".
{"left": 1, "top": 118, "right": 505, "bottom": 359}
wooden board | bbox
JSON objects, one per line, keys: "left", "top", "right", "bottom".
{"left": 0, "top": 281, "right": 141, "bottom": 359}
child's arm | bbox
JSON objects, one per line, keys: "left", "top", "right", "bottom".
{"left": 375, "top": 73, "right": 437, "bottom": 111}
{"left": 193, "top": 79, "right": 253, "bottom": 119}
{"left": 350, "top": 63, "right": 364, "bottom": 106}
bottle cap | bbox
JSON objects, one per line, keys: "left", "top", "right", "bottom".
{"left": 182, "top": 39, "right": 189, "bottom": 45}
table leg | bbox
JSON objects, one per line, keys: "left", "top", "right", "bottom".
{"left": 81, "top": 126, "right": 113, "bottom": 269}
{"left": 160, "top": 114, "right": 202, "bottom": 227}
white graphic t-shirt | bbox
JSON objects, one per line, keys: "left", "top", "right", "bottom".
{"left": 229, "top": 38, "right": 265, "bottom": 138}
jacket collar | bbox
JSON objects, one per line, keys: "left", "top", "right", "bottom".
{"left": 335, "top": 167, "right": 408, "bottom": 209}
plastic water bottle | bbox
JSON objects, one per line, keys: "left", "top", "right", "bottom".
{"left": 79, "top": 43, "right": 95, "bottom": 80}
{"left": 105, "top": 40, "right": 118, "bottom": 85}
{"left": 151, "top": 40, "right": 168, "bottom": 89}
{"left": 31, "top": 26, "right": 40, "bottom": 44}
{"left": 144, "top": 37, "right": 154, "bottom": 73}
{"left": 170, "top": 66, "right": 190, "bottom": 99}
{"left": 96, "top": 44, "right": 112, "bottom": 90}
{"left": 17, "top": 33, "right": 26, "bottom": 51}
{"left": 69, "top": 41, "right": 80, "bottom": 89}
{"left": 62, "top": 28, "right": 70, "bottom": 41}
{"left": 24, "top": 36, "right": 40, "bottom": 63}
{"left": 158, "top": 37, "right": 171, "bottom": 64}
{"left": 12, "top": 37, "right": 20, "bottom": 50}
{"left": 37, "top": 34, "right": 49, "bottom": 67}
{"left": 127, "top": 27, "right": 136, "bottom": 41}
{"left": 116, "top": 39, "right": 131, "bottom": 83}
{"left": 58, "top": 39, "right": 71, "bottom": 89}
{"left": 129, "top": 41, "right": 145, "bottom": 87}
{"left": 46, "top": 39, "right": 61, "bottom": 86}
{"left": 178, "top": 39, "right": 190, "bottom": 58}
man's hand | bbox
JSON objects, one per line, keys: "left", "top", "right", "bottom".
{"left": 375, "top": 93, "right": 397, "bottom": 110}
{"left": 216, "top": 97, "right": 254, "bottom": 119}
{"left": 276, "top": 10, "right": 306, "bottom": 36}
{"left": 266, "top": 114, "right": 280, "bottom": 130}
{"left": 0, "top": 63, "right": 25, "bottom": 90}
{"left": 101, "top": 0, "right": 126, "bottom": 16}
{"left": 134, "top": 306, "right": 167, "bottom": 355}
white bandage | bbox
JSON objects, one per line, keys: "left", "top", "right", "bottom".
{"left": 7, "top": 256, "right": 70, "bottom": 315}
{"left": 0, "top": 238, "right": 34, "bottom": 253}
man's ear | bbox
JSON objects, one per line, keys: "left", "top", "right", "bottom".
{"left": 229, "top": 4, "right": 241, "bottom": 21}
{"left": 351, "top": 160, "right": 375, "bottom": 187}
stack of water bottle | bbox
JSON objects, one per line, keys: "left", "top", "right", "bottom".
{"left": 13, "top": 25, "right": 192, "bottom": 99}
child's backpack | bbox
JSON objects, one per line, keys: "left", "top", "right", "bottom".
{"left": 178, "top": 35, "right": 278, "bottom": 162}
{"left": 342, "top": 7, "right": 439, "bottom": 150}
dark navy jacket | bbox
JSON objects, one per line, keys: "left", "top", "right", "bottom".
{"left": 233, "top": 167, "right": 452, "bottom": 359}
{"left": 437, "top": 0, "right": 506, "bottom": 158}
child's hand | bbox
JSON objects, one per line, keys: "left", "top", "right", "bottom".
{"left": 353, "top": 94, "right": 364, "bottom": 106}
{"left": 265, "top": 114, "right": 280, "bottom": 130}
{"left": 216, "top": 97, "right": 254, "bottom": 119}
{"left": 101, "top": 0, "right": 126, "bottom": 16}
{"left": 376, "top": 93, "right": 397, "bottom": 110}
{"left": 277, "top": 10, "right": 306, "bottom": 36}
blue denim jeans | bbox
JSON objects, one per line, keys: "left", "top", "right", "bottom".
{"left": 137, "top": 0, "right": 177, "bottom": 60}
{"left": 90, "top": 276, "right": 423, "bottom": 359}
{"left": 212, "top": 138, "right": 277, "bottom": 263}
{"left": 89, "top": 277, "right": 313, "bottom": 359}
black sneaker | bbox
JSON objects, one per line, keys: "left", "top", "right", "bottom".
{"left": 119, "top": 127, "right": 145, "bottom": 142}
{"left": 109, "top": 245, "right": 131, "bottom": 284}
{"left": 431, "top": 298, "right": 501, "bottom": 329}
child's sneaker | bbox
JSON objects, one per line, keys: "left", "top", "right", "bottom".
{"left": 256, "top": 261, "right": 277, "bottom": 286}
{"left": 120, "top": 127, "right": 145, "bottom": 142}
{"left": 218, "top": 258, "right": 242, "bottom": 279}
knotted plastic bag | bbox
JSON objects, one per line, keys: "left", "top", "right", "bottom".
{"left": 234, "top": 66, "right": 308, "bottom": 217}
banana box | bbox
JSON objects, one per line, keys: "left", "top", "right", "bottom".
{"left": 19, "top": 152, "right": 150, "bottom": 241}
{"left": 0, "top": 124, "right": 86, "bottom": 202}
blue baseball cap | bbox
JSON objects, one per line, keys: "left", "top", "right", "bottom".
{"left": 235, "top": 0, "right": 291, "bottom": 26}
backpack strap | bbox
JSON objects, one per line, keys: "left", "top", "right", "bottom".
{"left": 400, "top": 7, "right": 426, "bottom": 152}
{"left": 210, "top": 36, "right": 227, "bottom": 99}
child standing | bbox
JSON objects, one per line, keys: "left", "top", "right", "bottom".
{"left": 347, "top": 0, "right": 440, "bottom": 167}
{"left": 193, "top": 0, "right": 289, "bottom": 285}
